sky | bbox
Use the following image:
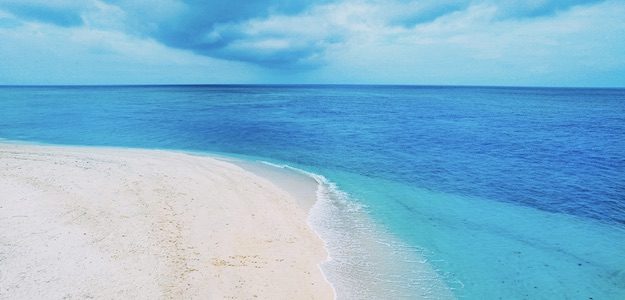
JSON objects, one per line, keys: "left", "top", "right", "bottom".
{"left": 0, "top": 0, "right": 624, "bottom": 86}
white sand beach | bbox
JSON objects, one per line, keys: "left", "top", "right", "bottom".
{"left": 0, "top": 143, "right": 333, "bottom": 299}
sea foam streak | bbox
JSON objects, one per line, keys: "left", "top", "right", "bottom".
{"left": 259, "top": 161, "right": 454, "bottom": 299}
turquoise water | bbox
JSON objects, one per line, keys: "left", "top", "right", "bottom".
{"left": 1, "top": 85, "right": 624, "bottom": 298}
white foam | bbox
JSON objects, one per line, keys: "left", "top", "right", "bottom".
{"left": 258, "top": 161, "right": 454, "bottom": 299}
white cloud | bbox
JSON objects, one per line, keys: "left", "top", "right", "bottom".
{"left": 0, "top": 0, "right": 624, "bottom": 85}
{"left": 285, "top": 0, "right": 625, "bottom": 86}
{"left": 0, "top": 18, "right": 257, "bottom": 84}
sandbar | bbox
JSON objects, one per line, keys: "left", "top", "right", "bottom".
{"left": 0, "top": 143, "right": 333, "bottom": 299}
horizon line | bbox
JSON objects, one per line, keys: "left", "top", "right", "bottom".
{"left": 0, "top": 83, "right": 624, "bottom": 90}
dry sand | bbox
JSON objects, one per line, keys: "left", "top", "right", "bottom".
{"left": 0, "top": 143, "right": 334, "bottom": 299}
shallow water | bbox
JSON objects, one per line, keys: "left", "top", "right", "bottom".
{"left": 1, "top": 85, "right": 624, "bottom": 298}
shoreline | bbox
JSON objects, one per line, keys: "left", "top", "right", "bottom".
{"left": 0, "top": 143, "right": 335, "bottom": 299}
{"left": 234, "top": 160, "right": 454, "bottom": 299}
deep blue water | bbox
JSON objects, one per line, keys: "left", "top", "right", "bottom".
{"left": 1, "top": 85, "right": 625, "bottom": 298}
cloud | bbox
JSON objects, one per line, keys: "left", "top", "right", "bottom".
{"left": 310, "top": 0, "right": 625, "bottom": 86}
{"left": 490, "top": 0, "right": 605, "bottom": 18}
{"left": 99, "top": 0, "right": 611, "bottom": 67}
{"left": 0, "top": 11, "right": 22, "bottom": 29}
{"left": 0, "top": 16, "right": 257, "bottom": 85}
{"left": 0, "top": 0, "right": 623, "bottom": 86}
{"left": 104, "top": 0, "right": 337, "bottom": 67}
{"left": 0, "top": 0, "right": 91, "bottom": 27}
{"left": 0, "top": 0, "right": 616, "bottom": 68}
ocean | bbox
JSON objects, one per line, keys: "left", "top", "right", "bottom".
{"left": 1, "top": 85, "right": 624, "bottom": 299}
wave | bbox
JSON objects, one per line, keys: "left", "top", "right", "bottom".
{"left": 258, "top": 161, "right": 454, "bottom": 299}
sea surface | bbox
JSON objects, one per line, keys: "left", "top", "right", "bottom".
{"left": 1, "top": 85, "right": 624, "bottom": 299}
